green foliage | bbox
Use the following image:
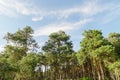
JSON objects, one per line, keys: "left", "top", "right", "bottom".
{"left": 107, "top": 32, "right": 120, "bottom": 57}
{"left": 80, "top": 77, "right": 93, "bottom": 80}
{"left": 4, "top": 26, "right": 38, "bottom": 53}
{"left": 108, "top": 60, "right": 120, "bottom": 77}
{"left": 0, "top": 27, "right": 120, "bottom": 80}
{"left": 42, "top": 30, "right": 73, "bottom": 54}
{"left": 76, "top": 51, "right": 87, "bottom": 65}
{"left": 92, "top": 45, "right": 116, "bottom": 59}
{"left": 15, "top": 53, "right": 41, "bottom": 80}
{"left": 0, "top": 54, "right": 16, "bottom": 80}
{"left": 76, "top": 30, "right": 118, "bottom": 80}
{"left": 0, "top": 26, "right": 40, "bottom": 80}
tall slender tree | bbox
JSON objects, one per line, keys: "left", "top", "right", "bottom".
{"left": 2, "top": 26, "right": 39, "bottom": 80}
{"left": 76, "top": 30, "right": 116, "bottom": 80}
{"left": 42, "top": 31, "right": 74, "bottom": 80}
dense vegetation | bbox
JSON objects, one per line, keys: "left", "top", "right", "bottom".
{"left": 0, "top": 26, "right": 120, "bottom": 80}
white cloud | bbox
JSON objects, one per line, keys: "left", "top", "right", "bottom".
{"left": 58, "top": 1, "right": 102, "bottom": 18}
{"left": 33, "top": 18, "right": 92, "bottom": 36}
{"left": 31, "top": 1, "right": 102, "bottom": 21}
{"left": 34, "top": 25, "right": 72, "bottom": 36}
{"left": 31, "top": 1, "right": 120, "bottom": 21}
{"left": 100, "top": 4, "right": 120, "bottom": 24}
{"left": 0, "top": 0, "right": 120, "bottom": 23}
{"left": 32, "top": 17, "right": 43, "bottom": 21}
{"left": 0, "top": 0, "right": 108, "bottom": 19}
{"left": 0, "top": 0, "right": 40, "bottom": 16}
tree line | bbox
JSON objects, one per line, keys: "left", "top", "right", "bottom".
{"left": 0, "top": 26, "right": 120, "bottom": 80}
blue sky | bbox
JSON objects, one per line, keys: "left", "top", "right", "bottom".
{"left": 0, "top": 0, "right": 120, "bottom": 52}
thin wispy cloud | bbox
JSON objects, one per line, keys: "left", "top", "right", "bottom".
{"left": 31, "top": 0, "right": 115, "bottom": 21}
{"left": 31, "top": 1, "right": 103, "bottom": 21}
{"left": 100, "top": 4, "right": 120, "bottom": 24}
{"left": 33, "top": 18, "right": 92, "bottom": 36}
{"left": 0, "top": 0, "right": 41, "bottom": 16}
{"left": 0, "top": 0, "right": 120, "bottom": 22}
{"left": 57, "top": 1, "right": 102, "bottom": 19}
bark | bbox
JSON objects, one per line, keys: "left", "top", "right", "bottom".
{"left": 99, "top": 61, "right": 105, "bottom": 80}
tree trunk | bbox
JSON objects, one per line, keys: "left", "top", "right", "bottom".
{"left": 99, "top": 61, "right": 105, "bottom": 80}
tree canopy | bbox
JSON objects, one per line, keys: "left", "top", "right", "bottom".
{"left": 0, "top": 27, "right": 120, "bottom": 80}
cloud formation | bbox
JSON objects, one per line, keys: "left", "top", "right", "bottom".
{"left": 0, "top": 0, "right": 41, "bottom": 16}
{"left": 0, "top": 0, "right": 120, "bottom": 21}
{"left": 33, "top": 18, "right": 92, "bottom": 36}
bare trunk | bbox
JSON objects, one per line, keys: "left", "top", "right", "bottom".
{"left": 99, "top": 61, "right": 105, "bottom": 80}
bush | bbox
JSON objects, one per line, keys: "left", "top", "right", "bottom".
{"left": 80, "top": 77, "right": 93, "bottom": 80}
